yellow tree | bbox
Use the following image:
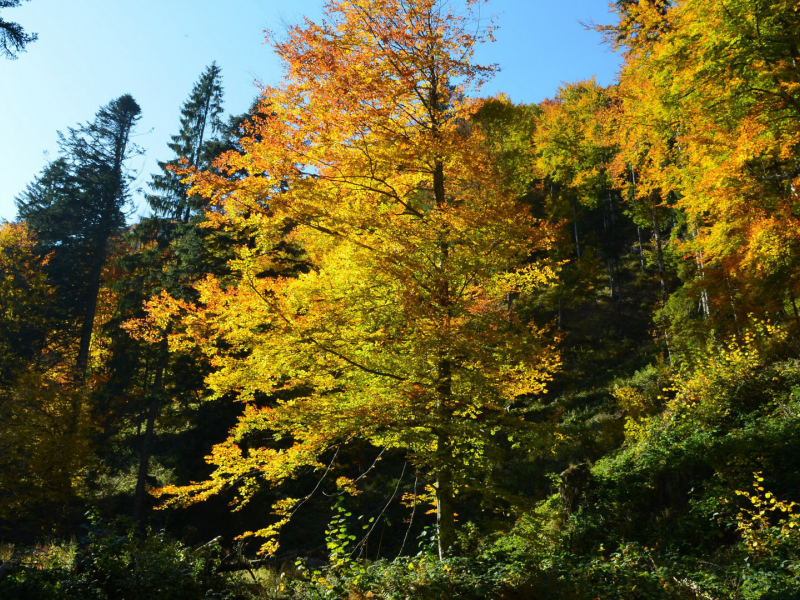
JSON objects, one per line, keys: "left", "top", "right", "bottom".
{"left": 0, "top": 222, "right": 94, "bottom": 536}
{"left": 608, "top": 0, "right": 800, "bottom": 326}
{"left": 151, "top": 0, "right": 560, "bottom": 557}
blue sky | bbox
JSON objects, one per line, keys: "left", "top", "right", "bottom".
{"left": 0, "top": 0, "right": 621, "bottom": 222}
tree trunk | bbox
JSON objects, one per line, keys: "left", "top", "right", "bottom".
{"left": 787, "top": 286, "right": 800, "bottom": 325}
{"left": 132, "top": 338, "right": 167, "bottom": 526}
{"left": 435, "top": 459, "right": 456, "bottom": 559}
{"left": 650, "top": 202, "right": 669, "bottom": 302}
{"left": 637, "top": 226, "right": 646, "bottom": 271}
{"left": 557, "top": 293, "right": 562, "bottom": 331}
{"left": 607, "top": 259, "right": 615, "bottom": 300}
{"left": 132, "top": 393, "right": 159, "bottom": 526}
{"left": 75, "top": 252, "right": 106, "bottom": 380}
{"left": 571, "top": 199, "right": 581, "bottom": 259}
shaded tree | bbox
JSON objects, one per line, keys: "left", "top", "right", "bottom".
{"left": 17, "top": 94, "right": 143, "bottom": 379}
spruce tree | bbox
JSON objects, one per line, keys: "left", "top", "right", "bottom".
{"left": 125, "top": 65, "right": 224, "bottom": 524}
{"left": 0, "top": 0, "right": 36, "bottom": 59}
{"left": 17, "top": 94, "right": 142, "bottom": 379}
{"left": 146, "top": 63, "right": 224, "bottom": 223}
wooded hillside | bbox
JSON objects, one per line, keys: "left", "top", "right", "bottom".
{"left": 2, "top": 0, "right": 799, "bottom": 598}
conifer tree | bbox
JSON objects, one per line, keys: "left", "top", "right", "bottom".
{"left": 0, "top": 0, "right": 36, "bottom": 59}
{"left": 123, "top": 66, "right": 225, "bottom": 524}
{"left": 146, "top": 63, "right": 224, "bottom": 224}
{"left": 17, "top": 95, "right": 142, "bottom": 379}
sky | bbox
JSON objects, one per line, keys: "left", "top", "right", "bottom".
{"left": 0, "top": 0, "right": 621, "bottom": 222}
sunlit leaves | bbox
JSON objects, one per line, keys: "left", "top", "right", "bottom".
{"left": 146, "top": 0, "right": 561, "bottom": 555}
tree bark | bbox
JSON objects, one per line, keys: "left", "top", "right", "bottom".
{"left": 435, "top": 458, "right": 456, "bottom": 558}
{"left": 571, "top": 199, "right": 582, "bottom": 259}
{"left": 637, "top": 226, "right": 646, "bottom": 270}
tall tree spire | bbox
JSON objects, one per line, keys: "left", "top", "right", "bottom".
{"left": 146, "top": 63, "right": 224, "bottom": 223}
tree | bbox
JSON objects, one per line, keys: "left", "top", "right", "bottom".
{"left": 0, "top": 222, "right": 95, "bottom": 538}
{"left": 607, "top": 0, "right": 800, "bottom": 335}
{"left": 123, "top": 65, "right": 225, "bottom": 525}
{"left": 0, "top": 222, "right": 55, "bottom": 389}
{"left": 146, "top": 63, "right": 224, "bottom": 224}
{"left": 17, "top": 94, "right": 143, "bottom": 380}
{"left": 0, "top": 0, "right": 36, "bottom": 59}
{"left": 533, "top": 80, "right": 626, "bottom": 303}
{"left": 151, "top": 0, "right": 561, "bottom": 558}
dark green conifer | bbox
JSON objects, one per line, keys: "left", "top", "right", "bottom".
{"left": 17, "top": 94, "right": 142, "bottom": 379}
{"left": 0, "top": 0, "right": 37, "bottom": 59}
{"left": 146, "top": 63, "right": 224, "bottom": 224}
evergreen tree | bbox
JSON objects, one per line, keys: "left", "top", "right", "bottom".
{"left": 17, "top": 94, "right": 142, "bottom": 379}
{"left": 115, "top": 66, "right": 225, "bottom": 524}
{"left": 146, "top": 63, "right": 224, "bottom": 224}
{"left": 0, "top": 0, "right": 36, "bottom": 59}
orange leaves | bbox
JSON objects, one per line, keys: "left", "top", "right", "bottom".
{"left": 601, "top": 0, "right": 800, "bottom": 322}
{"left": 151, "top": 0, "right": 561, "bottom": 555}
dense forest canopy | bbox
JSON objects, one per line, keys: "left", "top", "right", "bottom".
{"left": 1, "top": 0, "right": 799, "bottom": 598}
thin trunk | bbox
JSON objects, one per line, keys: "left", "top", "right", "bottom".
{"left": 650, "top": 199, "right": 672, "bottom": 366}
{"left": 700, "top": 289, "right": 711, "bottom": 319}
{"left": 695, "top": 252, "right": 710, "bottom": 318}
{"left": 650, "top": 203, "right": 669, "bottom": 301}
{"left": 691, "top": 222, "right": 711, "bottom": 318}
{"left": 435, "top": 458, "right": 455, "bottom": 558}
{"left": 788, "top": 287, "right": 800, "bottom": 325}
{"left": 634, "top": 228, "right": 645, "bottom": 272}
{"left": 429, "top": 64, "right": 456, "bottom": 558}
{"left": 132, "top": 338, "right": 167, "bottom": 525}
{"left": 607, "top": 190, "right": 616, "bottom": 228}
{"left": 607, "top": 260, "right": 615, "bottom": 300}
{"left": 557, "top": 293, "right": 562, "bottom": 331}
{"left": 724, "top": 274, "right": 740, "bottom": 329}
{"left": 571, "top": 199, "right": 581, "bottom": 259}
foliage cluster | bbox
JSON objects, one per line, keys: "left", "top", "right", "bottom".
{"left": 0, "top": 517, "right": 251, "bottom": 600}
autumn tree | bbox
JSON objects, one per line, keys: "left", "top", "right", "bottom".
{"left": 151, "top": 0, "right": 560, "bottom": 558}
{"left": 607, "top": 0, "right": 800, "bottom": 338}
{"left": 0, "top": 222, "right": 55, "bottom": 389}
{"left": 0, "top": 222, "right": 93, "bottom": 538}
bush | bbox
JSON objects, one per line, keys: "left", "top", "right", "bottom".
{"left": 0, "top": 517, "right": 252, "bottom": 600}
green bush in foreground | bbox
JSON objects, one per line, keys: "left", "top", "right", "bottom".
{"left": 0, "top": 517, "right": 251, "bottom": 600}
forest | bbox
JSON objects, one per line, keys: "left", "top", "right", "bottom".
{"left": 1, "top": 0, "right": 799, "bottom": 598}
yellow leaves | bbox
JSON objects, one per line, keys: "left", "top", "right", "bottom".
{"left": 614, "top": 385, "right": 654, "bottom": 422}
{"left": 607, "top": 0, "right": 800, "bottom": 314}
{"left": 497, "top": 261, "right": 560, "bottom": 296}
{"left": 734, "top": 472, "right": 800, "bottom": 559}
{"left": 0, "top": 370, "right": 96, "bottom": 529}
{"left": 740, "top": 215, "right": 796, "bottom": 279}
{"left": 335, "top": 476, "right": 361, "bottom": 495}
{"left": 148, "top": 0, "right": 562, "bottom": 552}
